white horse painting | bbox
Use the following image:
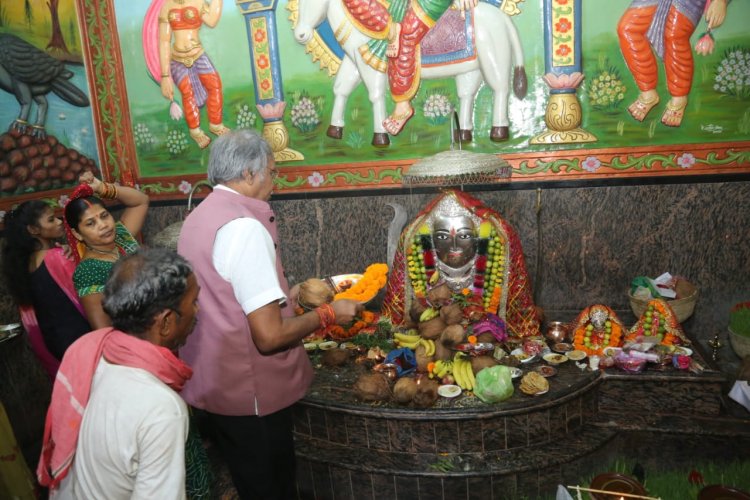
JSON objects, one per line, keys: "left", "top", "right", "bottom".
{"left": 293, "top": 0, "right": 527, "bottom": 147}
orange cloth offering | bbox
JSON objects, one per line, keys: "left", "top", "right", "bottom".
{"left": 571, "top": 304, "right": 624, "bottom": 356}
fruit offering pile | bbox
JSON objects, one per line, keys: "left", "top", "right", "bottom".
{"left": 624, "top": 298, "right": 685, "bottom": 346}
{"left": 573, "top": 319, "right": 623, "bottom": 356}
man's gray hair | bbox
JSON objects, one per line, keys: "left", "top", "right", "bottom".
{"left": 102, "top": 248, "right": 193, "bottom": 335}
{"left": 207, "top": 129, "right": 273, "bottom": 185}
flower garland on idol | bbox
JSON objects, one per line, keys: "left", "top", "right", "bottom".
{"left": 406, "top": 220, "right": 506, "bottom": 313}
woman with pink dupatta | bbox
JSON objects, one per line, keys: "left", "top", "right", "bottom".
{"left": 1, "top": 201, "right": 90, "bottom": 380}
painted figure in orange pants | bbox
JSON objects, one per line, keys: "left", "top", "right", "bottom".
{"left": 617, "top": 0, "right": 727, "bottom": 127}
{"left": 383, "top": 0, "right": 478, "bottom": 135}
{"left": 144, "top": 0, "right": 229, "bottom": 148}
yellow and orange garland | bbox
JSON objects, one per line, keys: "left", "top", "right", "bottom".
{"left": 573, "top": 323, "right": 623, "bottom": 356}
{"left": 405, "top": 221, "right": 507, "bottom": 312}
{"left": 335, "top": 263, "right": 388, "bottom": 302}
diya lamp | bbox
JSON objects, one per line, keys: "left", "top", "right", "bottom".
{"left": 708, "top": 332, "right": 723, "bottom": 361}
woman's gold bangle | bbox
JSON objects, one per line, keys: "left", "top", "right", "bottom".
{"left": 99, "top": 182, "right": 118, "bottom": 200}
{"left": 161, "top": 73, "right": 171, "bottom": 78}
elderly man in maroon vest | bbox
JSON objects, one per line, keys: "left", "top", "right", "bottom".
{"left": 177, "top": 129, "right": 361, "bottom": 499}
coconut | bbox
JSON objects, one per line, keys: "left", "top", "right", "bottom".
{"left": 476, "top": 332, "right": 495, "bottom": 344}
{"left": 439, "top": 303, "right": 463, "bottom": 325}
{"left": 321, "top": 348, "right": 349, "bottom": 367}
{"left": 409, "top": 300, "right": 427, "bottom": 323}
{"left": 440, "top": 324, "right": 465, "bottom": 348}
{"left": 353, "top": 373, "right": 392, "bottom": 402}
{"left": 393, "top": 377, "right": 417, "bottom": 404}
{"left": 433, "top": 340, "right": 453, "bottom": 361}
{"left": 298, "top": 278, "right": 334, "bottom": 308}
{"left": 471, "top": 355, "right": 497, "bottom": 375}
{"left": 427, "top": 283, "right": 452, "bottom": 305}
{"left": 418, "top": 317, "right": 446, "bottom": 340}
{"left": 413, "top": 378, "right": 439, "bottom": 408}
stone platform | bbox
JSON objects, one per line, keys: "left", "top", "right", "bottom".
{"left": 292, "top": 348, "right": 736, "bottom": 499}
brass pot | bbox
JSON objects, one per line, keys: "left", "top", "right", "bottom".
{"left": 545, "top": 321, "right": 569, "bottom": 343}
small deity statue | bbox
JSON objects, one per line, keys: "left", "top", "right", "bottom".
{"left": 571, "top": 304, "right": 625, "bottom": 356}
{"left": 624, "top": 298, "right": 690, "bottom": 346}
{"left": 382, "top": 189, "right": 539, "bottom": 337}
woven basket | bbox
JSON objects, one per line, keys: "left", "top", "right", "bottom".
{"left": 728, "top": 327, "right": 750, "bottom": 359}
{"left": 628, "top": 279, "right": 698, "bottom": 323}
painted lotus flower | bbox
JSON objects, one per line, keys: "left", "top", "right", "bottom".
{"left": 257, "top": 101, "right": 286, "bottom": 120}
{"left": 543, "top": 71, "right": 584, "bottom": 89}
{"left": 695, "top": 31, "right": 715, "bottom": 56}
{"left": 169, "top": 101, "right": 183, "bottom": 121}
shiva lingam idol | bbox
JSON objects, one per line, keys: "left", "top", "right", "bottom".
{"left": 382, "top": 189, "right": 540, "bottom": 337}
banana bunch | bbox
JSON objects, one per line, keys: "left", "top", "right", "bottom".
{"left": 419, "top": 338, "right": 435, "bottom": 356}
{"left": 452, "top": 353, "right": 476, "bottom": 391}
{"left": 393, "top": 331, "right": 421, "bottom": 349}
{"left": 419, "top": 307, "right": 439, "bottom": 322}
{"left": 432, "top": 359, "right": 453, "bottom": 379}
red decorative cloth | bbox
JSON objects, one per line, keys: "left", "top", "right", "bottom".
{"left": 37, "top": 327, "right": 192, "bottom": 490}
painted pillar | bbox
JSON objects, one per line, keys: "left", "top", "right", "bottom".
{"left": 531, "top": 0, "right": 596, "bottom": 144}
{"left": 235, "top": 0, "right": 303, "bottom": 161}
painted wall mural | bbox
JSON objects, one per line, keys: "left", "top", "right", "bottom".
{"left": 1, "top": 0, "right": 749, "bottom": 211}
{"left": 0, "top": 0, "right": 100, "bottom": 210}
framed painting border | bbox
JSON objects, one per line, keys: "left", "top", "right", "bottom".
{"left": 74, "top": 0, "right": 750, "bottom": 201}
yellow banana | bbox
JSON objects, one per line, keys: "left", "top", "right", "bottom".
{"left": 464, "top": 359, "right": 475, "bottom": 391}
{"left": 394, "top": 332, "right": 420, "bottom": 342}
{"left": 453, "top": 359, "right": 468, "bottom": 389}
{"left": 420, "top": 338, "right": 436, "bottom": 357}
{"left": 419, "top": 307, "right": 439, "bottom": 322}
{"left": 458, "top": 359, "right": 468, "bottom": 391}
{"left": 427, "top": 339, "right": 435, "bottom": 357}
{"left": 394, "top": 331, "right": 421, "bottom": 349}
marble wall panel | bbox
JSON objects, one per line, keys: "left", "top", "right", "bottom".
{"left": 365, "top": 417, "right": 391, "bottom": 451}
{"left": 434, "top": 419, "right": 460, "bottom": 454}
{"left": 411, "top": 420, "right": 437, "bottom": 453}
{"left": 310, "top": 461, "right": 334, "bottom": 499}
{"left": 345, "top": 414, "right": 369, "bottom": 450}
{"left": 2, "top": 180, "right": 748, "bottom": 476}
{"left": 394, "top": 475, "right": 418, "bottom": 499}
{"left": 482, "top": 417, "right": 507, "bottom": 452}
{"left": 387, "top": 419, "right": 414, "bottom": 453}
{"left": 458, "top": 418, "right": 484, "bottom": 453}
{"left": 370, "top": 473, "right": 396, "bottom": 499}
{"left": 330, "top": 467, "right": 354, "bottom": 500}
{"left": 326, "top": 411, "right": 349, "bottom": 446}
{"left": 416, "top": 476, "right": 443, "bottom": 499}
